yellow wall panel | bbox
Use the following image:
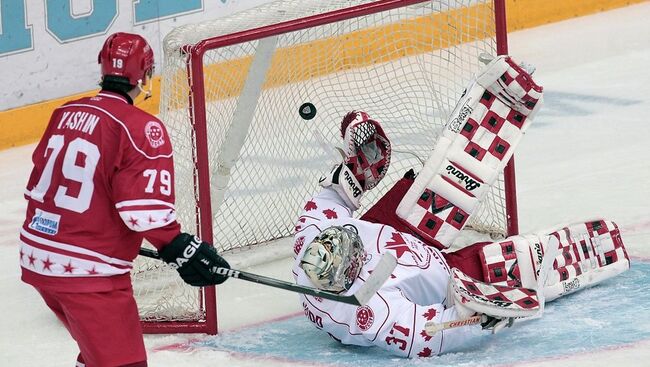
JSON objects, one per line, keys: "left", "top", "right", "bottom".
{"left": 1, "top": 0, "right": 645, "bottom": 150}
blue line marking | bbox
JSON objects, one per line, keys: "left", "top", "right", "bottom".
{"left": 194, "top": 260, "right": 649, "bottom": 366}
{"left": 534, "top": 91, "right": 641, "bottom": 120}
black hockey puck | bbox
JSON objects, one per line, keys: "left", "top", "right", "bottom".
{"left": 299, "top": 102, "right": 317, "bottom": 120}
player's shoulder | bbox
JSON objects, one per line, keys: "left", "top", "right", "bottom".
{"left": 125, "top": 111, "right": 173, "bottom": 159}
{"left": 86, "top": 91, "right": 173, "bottom": 158}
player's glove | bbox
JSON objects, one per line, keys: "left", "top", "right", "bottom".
{"left": 159, "top": 232, "right": 230, "bottom": 286}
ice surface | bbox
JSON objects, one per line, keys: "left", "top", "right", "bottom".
{"left": 168, "top": 263, "right": 650, "bottom": 366}
{"left": 2, "top": 3, "right": 650, "bottom": 366}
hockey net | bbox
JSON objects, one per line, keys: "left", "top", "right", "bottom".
{"left": 132, "top": 0, "right": 512, "bottom": 334}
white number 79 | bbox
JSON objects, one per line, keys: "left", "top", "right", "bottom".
{"left": 143, "top": 169, "right": 171, "bottom": 196}
{"left": 30, "top": 135, "right": 99, "bottom": 213}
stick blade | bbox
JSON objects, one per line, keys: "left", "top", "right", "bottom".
{"left": 352, "top": 252, "right": 397, "bottom": 306}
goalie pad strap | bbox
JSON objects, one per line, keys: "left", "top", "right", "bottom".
{"left": 395, "top": 56, "right": 543, "bottom": 249}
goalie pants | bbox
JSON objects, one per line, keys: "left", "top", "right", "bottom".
{"left": 361, "top": 173, "right": 489, "bottom": 282}
{"left": 35, "top": 286, "right": 147, "bottom": 367}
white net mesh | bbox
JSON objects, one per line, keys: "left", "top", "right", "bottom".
{"left": 133, "top": 0, "right": 508, "bottom": 326}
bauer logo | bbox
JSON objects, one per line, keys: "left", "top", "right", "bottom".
{"left": 445, "top": 165, "right": 481, "bottom": 191}
{"left": 145, "top": 121, "right": 165, "bottom": 148}
{"left": 28, "top": 209, "right": 60, "bottom": 236}
{"left": 449, "top": 101, "right": 473, "bottom": 133}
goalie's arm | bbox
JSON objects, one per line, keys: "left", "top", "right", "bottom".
{"left": 354, "top": 287, "right": 483, "bottom": 357}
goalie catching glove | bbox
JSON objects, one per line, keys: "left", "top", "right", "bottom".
{"left": 159, "top": 233, "right": 231, "bottom": 286}
{"left": 319, "top": 111, "right": 391, "bottom": 209}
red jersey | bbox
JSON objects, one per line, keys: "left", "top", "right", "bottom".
{"left": 20, "top": 91, "right": 181, "bottom": 292}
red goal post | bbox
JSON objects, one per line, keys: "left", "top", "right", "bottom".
{"left": 134, "top": 0, "right": 513, "bottom": 335}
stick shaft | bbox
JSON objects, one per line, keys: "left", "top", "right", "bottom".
{"left": 138, "top": 247, "right": 396, "bottom": 306}
{"left": 424, "top": 315, "right": 483, "bottom": 334}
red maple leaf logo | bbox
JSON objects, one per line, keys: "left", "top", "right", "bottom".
{"left": 418, "top": 347, "right": 432, "bottom": 357}
{"left": 304, "top": 200, "right": 317, "bottom": 211}
{"left": 323, "top": 209, "right": 338, "bottom": 219}
{"left": 420, "top": 330, "right": 432, "bottom": 342}
{"left": 423, "top": 308, "right": 437, "bottom": 320}
{"left": 384, "top": 232, "right": 412, "bottom": 258}
{"left": 294, "top": 217, "right": 306, "bottom": 232}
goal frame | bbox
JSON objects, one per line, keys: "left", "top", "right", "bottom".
{"left": 143, "top": 0, "right": 513, "bottom": 335}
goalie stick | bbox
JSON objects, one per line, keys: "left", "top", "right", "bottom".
{"left": 424, "top": 315, "right": 483, "bottom": 334}
{"left": 138, "top": 247, "right": 397, "bottom": 306}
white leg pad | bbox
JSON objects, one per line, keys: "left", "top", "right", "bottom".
{"left": 479, "top": 219, "right": 631, "bottom": 302}
{"left": 396, "top": 56, "right": 543, "bottom": 248}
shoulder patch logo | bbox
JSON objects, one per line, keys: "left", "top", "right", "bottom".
{"left": 145, "top": 121, "right": 165, "bottom": 148}
{"left": 356, "top": 305, "right": 374, "bottom": 331}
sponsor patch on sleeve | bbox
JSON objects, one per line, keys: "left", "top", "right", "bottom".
{"left": 28, "top": 209, "right": 61, "bottom": 235}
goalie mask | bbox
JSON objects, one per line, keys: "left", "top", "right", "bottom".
{"left": 300, "top": 226, "right": 366, "bottom": 293}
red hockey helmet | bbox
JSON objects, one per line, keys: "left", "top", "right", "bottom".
{"left": 98, "top": 32, "right": 154, "bottom": 86}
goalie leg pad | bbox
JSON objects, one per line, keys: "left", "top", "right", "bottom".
{"left": 395, "top": 56, "right": 543, "bottom": 249}
{"left": 478, "top": 219, "right": 630, "bottom": 302}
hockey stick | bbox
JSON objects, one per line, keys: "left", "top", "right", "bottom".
{"left": 138, "top": 247, "right": 397, "bottom": 306}
{"left": 425, "top": 315, "right": 520, "bottom": 335}
{"left": 424, "top": 315, "right": 483, "bottom": 335}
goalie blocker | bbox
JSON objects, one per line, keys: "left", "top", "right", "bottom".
{"left": 395, "top": 55, "right": 543, "bottom": 249}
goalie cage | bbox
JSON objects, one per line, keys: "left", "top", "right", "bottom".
{"left": 133, "top": 0, "right": 513, "bottom": 334}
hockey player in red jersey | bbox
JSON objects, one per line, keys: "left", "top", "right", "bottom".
{"left": 19, "top": 32, "right": 230, "bottom": 367}
{"left": 293, "top": 57, "right": 630, "bottom": 358}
